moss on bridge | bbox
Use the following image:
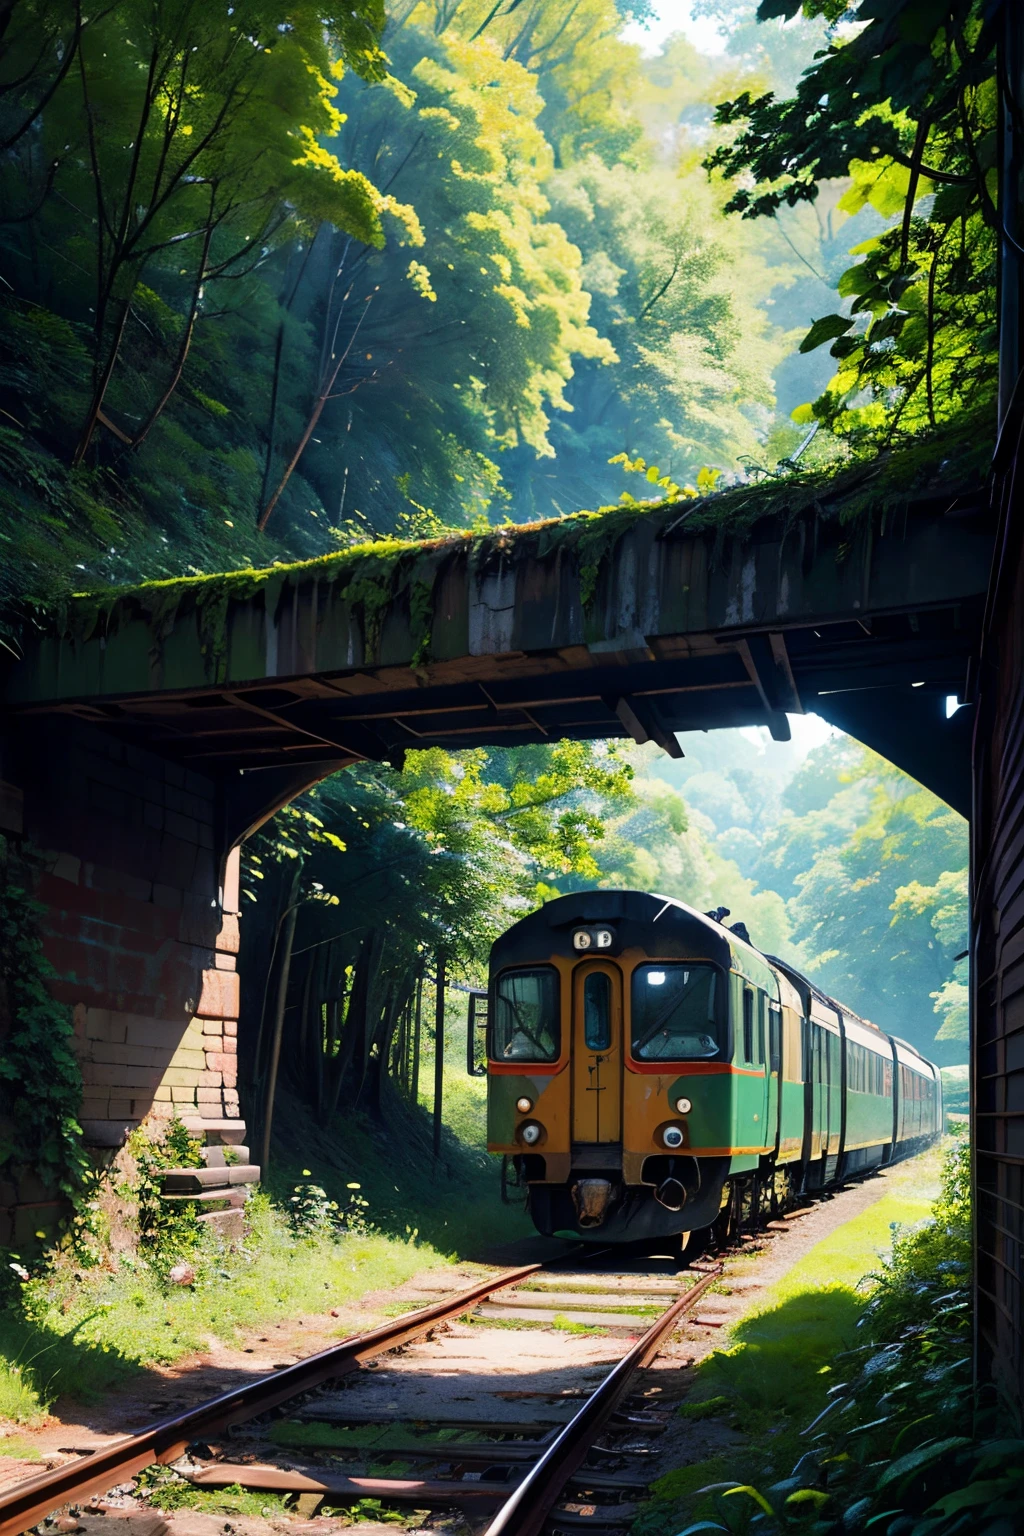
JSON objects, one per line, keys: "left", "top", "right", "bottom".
{"left": 52, "top": 415, "right": 990, "bottom": 682}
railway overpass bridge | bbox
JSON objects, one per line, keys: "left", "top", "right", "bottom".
{"left": 0, "top": 431, "right": 1012, "bottom": 1394}
{"left": 0, "top": 440, "right": 990, "bottom": 1165}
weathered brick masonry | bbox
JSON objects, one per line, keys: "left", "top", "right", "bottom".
{"left": 0, "top": 717, "right": 244, "bottom": 1242}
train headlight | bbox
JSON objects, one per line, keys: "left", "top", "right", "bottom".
{"left": 662, "top": 1125, "right": 685, "bottom": 1149}
{"left": 516, "top": 1096, "right": 533, "bottom": 1113}
{"left": 675, "top": 1097, "right": 692, "bottom": 1115}
{"left": 519, "top": 1121, "right": 543, "bottom": 1145}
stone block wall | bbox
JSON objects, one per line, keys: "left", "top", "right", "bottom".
{"left": 0, "top": 717, "right": 246, "bottom": 1240}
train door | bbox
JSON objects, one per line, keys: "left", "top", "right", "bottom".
{"left": 825, "top": 1029, "right": 843, "bottom": 1181}
{"left": 766, "top": 1001, "right": 782, "bottom": 1153}
{"left": 740, "top": 986, "right": 769, "bottom": 1142}
{"left": 805, "top": 1022, "right": 832, "bottom": 1186}
{"left": 571, "top": 961, "right": 622, "bottom": 1144}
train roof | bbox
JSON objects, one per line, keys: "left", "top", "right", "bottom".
{"left": 767, "top": 954, "right": 938, "bottom": 1068}
{"left": 767, "top": 953, "right": 882, "bottom": 1035}
{"left": 491, "top": 889, "right": 779, "bottom": 994}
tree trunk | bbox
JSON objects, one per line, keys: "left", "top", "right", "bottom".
{"left": 432, "top": 954, "right": 446, "bottom": 1160}
{"left": 331, "top": 931, "right": 378, "bottom": 1111}
{"left": 72, "top": 297, "right": 132, "bottom": 464}
{"left": 257, "top": 289, "right": 371, "bottom": 532}
{"left": 130, "top": 218, "right": 214, "bottom": 450}
{"left": 412, "top": 966, "right": 423, "bottom": 1104}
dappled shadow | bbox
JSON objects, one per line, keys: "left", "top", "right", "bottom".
{"left": 695, "top": 1285, "right": 866, "bottom": 1418}
{"left": 266, "top": 1085, "right": 532, "bottom": 1257}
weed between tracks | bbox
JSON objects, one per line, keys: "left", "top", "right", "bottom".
{"left": 135, "top": 1465, "right": 427, "bottom": 1526}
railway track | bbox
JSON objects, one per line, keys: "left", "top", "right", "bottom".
{"left": 0, "top": 1253, "right": 726, "bottom": 1536}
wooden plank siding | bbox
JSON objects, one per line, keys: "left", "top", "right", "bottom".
{"left": 972, "top": 403, "right": 1024, "bottom": 1405}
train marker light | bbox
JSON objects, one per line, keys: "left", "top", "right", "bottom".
{"left": 663, "top": 1125, "right": 685, "bottom": 1148}
{"left": 520, "top": 1122, "right": 542, "bottom": 1145}
{"left": 675, "top": 1096, "right": 692, "bottom": 1114}
{"left": 573, "top": 927, "right": 614, "bottom": 950}
{"left": 516, "top": 1096, "right": 533, "bottom": 1113}
{"left": 647, "top": 970, "right": 666, "bottom": 985}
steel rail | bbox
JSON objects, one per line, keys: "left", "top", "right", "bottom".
{"left": 0, "top": 1261, "right": 543, "bottom": 1536}
{"left": 480, "top": 1265, "right": 722, "bottom": 1536}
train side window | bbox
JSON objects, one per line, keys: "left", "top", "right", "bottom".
{"left": 583, "top": 971, "right": 612, "bottom": 1051}
{"left": 742, "top": 988, "right": 754, "bottom": 1063}
{"left": 755, "top": 995, "right": 765, "bottom": 1066}
{"left": 768, "top": 1004, "right": 781, "bottom": 1073}
{"left": 492, "top": 967, "right": 560, "bottom": 1062}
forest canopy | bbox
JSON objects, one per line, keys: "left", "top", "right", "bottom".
{"left": 0, "top": 0, "right": 998, "bottom": 626}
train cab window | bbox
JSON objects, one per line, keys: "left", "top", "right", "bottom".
{"left": 631, "top": 963, "right": 720, "bottom": 1060}
{"left": 492, "top": 968, "right": 560, "bottom": 1062}
{"left": 583, "top": 971, "right": 612, "bottom": 1051}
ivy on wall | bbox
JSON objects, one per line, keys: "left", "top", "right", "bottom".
{"left": 0, "top": 837, "right": 89, "bottom": 1207}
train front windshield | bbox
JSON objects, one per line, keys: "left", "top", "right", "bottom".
{"left": 631, "top": 963, "right": 721, "bottom": 1060}
{"left": 493, "top": 967, "right": 560, "bottom": 1061}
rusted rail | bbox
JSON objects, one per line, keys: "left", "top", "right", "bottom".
{"left": 0, "top": 1256, "right": 723, "bottom": 1536}
{"left": 0, "top": 1261, "right": 542, "bottom": 1536}
{"left": 480, "top": 1265, "right": 723, "bottom": 1536}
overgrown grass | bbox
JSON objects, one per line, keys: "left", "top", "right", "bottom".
{"left": 0, "top": 1193, "right": 440, "bottom": 1423}
{"left": 267, "top": 1074, "right": 531, "bottom": 1259}
{"left": 0, "top": 1057, "right": 525, "bottom": 1426}
{"left": 637, "top": 1138, "right": 1010, "bottom": 1536}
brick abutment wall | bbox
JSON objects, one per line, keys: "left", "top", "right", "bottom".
{"left": 0, "top": 718, "right": 248, "bottom": 1245}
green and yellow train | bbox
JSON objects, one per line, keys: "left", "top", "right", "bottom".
{"left": 482, "top": 890, "right": 942, "bottom": 1243}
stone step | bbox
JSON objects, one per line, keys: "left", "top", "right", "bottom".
{"left": 162, "top": 1186, "right": 248, "bottom": 1207}
{"left": 202, "top": 1144, "right": 250, "bottom": 1167}
{"left": 180, "top": 1117, "right": 246, "bottom": 1145}
{"left": 160, "top": 1164, "right": 259, "bottom": 1193}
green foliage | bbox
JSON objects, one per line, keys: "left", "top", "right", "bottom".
{"left": 122, "top": 1118, "right": 204, "bottom": 1265}
{"left": 648, "top": 1140, "right": 984, "bottom": 1536}
{"left": 783, "top": 746, "right": 969, "bottom": 1054}
{"left": 0, "top": 840, "right": 89, "bottom": 1214}
{"left": 513, "top": 152, "right": 788, "bottom": 516}
{"left": 287, "top": 1172, "right": 369, "bottom": 1237}
{"left": 0, "top": 1190, "right": 441, "bottom": 1421}
{"left": 706, "top": 1, "right": 999, "bottom": 447}
{"left": 0, "top": 0, "right": 833, "bottom": 609}
{"left": 135, "top": 1467, "right": 291, "bottom": 1519}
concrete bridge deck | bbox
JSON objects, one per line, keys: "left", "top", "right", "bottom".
{"left": 5, "top": 442, "right": 994, "bottom": 828}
